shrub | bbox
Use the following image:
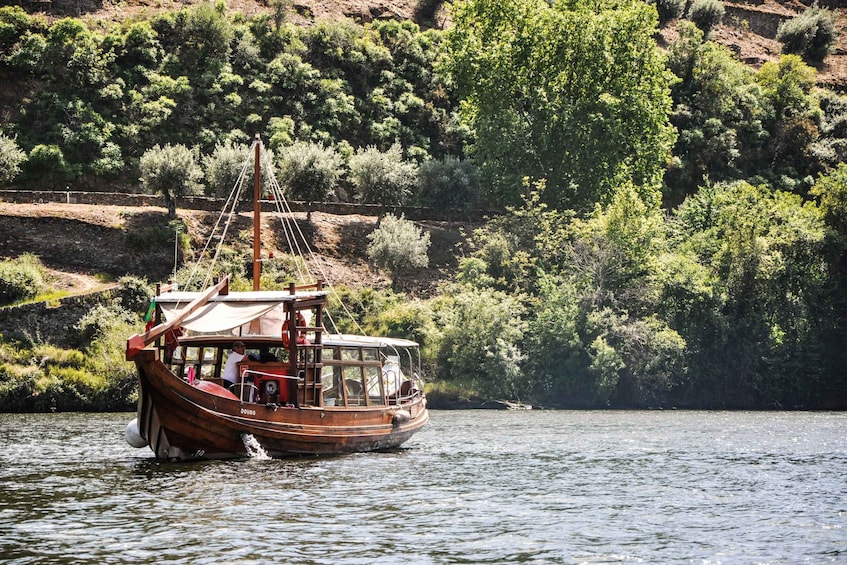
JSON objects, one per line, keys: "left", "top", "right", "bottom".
{"left": 116, "top": 275, "right": 153, "bottom": 315}
{"left": 655, "top": 0, "right": 686, "bottom": 25}
{"left": 75, "top": 303, "right": 137, "bottom": 349}
{"left": 33, "top": 343, "right": 86, "bottom": 368}
{"left": 366, "top": 214, "right": 430, "bottom": 289}
{"left": 0, "top": 133, "right": 25, "bottom": 186}
{"left": 688, "top": 0, "right": 724, "bottom": 37}
{"left": 416, "top": 156, "right": 480, "bottom": 211}
{"left": 0, "top": 253, "right": 44, "bottom": 305}
{"left": 777, "top": 5, "right": 837, "bottom": 63}
{"left": 371, "top": 299, "right": 436, "bottom": 348}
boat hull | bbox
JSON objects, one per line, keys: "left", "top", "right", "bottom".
{"left": 133, "top": 351, "right": 429, "bottom": 461}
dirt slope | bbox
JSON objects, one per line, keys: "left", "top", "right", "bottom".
{"left": 0, "top": 202, "right": 468, "bottom": 296}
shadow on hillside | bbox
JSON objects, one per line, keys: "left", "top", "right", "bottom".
{"left": 0, "top": 215, "right": 126, "bottom": 275}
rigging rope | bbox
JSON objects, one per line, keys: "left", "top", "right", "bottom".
{"left": 181, "top": 138, "right": 365, "bottom": 335}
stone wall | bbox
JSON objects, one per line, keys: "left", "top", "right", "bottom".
{"left": 0, "top": 190, "right": 491, "bottom": 222}
{"left": 724, "top": 4, "right": 791, "bottom": 38}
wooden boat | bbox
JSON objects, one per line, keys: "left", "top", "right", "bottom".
{"left": 124, "top": 136, "right": 428, "bottom": 461}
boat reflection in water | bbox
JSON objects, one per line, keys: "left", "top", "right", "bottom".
{"left": 124, "top": 136, "right": 428, "bottom": 461}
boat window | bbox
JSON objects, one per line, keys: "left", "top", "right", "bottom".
{"left": 321, "top": 365, "right": 341, "bottom": 407}
{"left": 344, "top": 366, "right": 366, "bottom": 406}
{"left": 184, "top": 347, "right": 200, "bottom": 364}
{"left": 382, "top": 357, "right": 403, "bottom": 395}
{"left": 321, "top": 348, "right": 338, "bottom": 361}
{"left": 362, "top": 348, "right": 378, "bottom": 362}
{"left": 365, "top": 365, "right": 384, "bottom": 405}
{"left": 341, "top": 348, "right": 361, "bottom": 361}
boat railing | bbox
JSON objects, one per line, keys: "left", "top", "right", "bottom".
{"left": 241, "top": 369, "right": 302, "bottom": 381}
{"left": 288, "top": 280, "right": 324, "bottom": 294}
{"left": 238, "top": 368, "right": 304, "bottom": 405}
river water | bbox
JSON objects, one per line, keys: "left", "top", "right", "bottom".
{"left": 0, "top": 410, "right": 844, "bottom": 563}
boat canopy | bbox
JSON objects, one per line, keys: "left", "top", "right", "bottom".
{"left": 323, "top": 334, "right": 419, "bottom": 349}
{"left": 156, "top": 290, "right": 327, "bottom": 336}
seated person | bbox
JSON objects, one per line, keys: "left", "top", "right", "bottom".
{"left": 222, "top": 341, "right": 246, "bottom": 389}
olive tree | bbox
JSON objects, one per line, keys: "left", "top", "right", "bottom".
{"left": 277, "top": 141, "right": 344, "bottom": 217}
{"left": 777, "top": 5, "right": 837, "bottom": 63}
{"left": 139, "top": 143, "right": 203, "bottom": 217}
{"left": 688, "top": 0, "right": 724, "bottom": 38}
{"left": 202, "top": 140, "right": 251, "bottom": 198}
{"left": 0, "top": 134, "right": 25, "bottom": 186}
{"left": 349, "top": 142, "right": 418, "bottom": 206}
{"left": 366, "top": 214, "right": 430, "bottom": 289}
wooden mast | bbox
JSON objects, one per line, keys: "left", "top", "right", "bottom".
{"left": 252, "top": 134, "right": 261, "bottom": 291}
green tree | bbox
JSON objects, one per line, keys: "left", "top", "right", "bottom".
{"left": 349, "top": 142, "right": 418, "bottom": 206}
{"left": 688, "top": 0, "right": 724, "bottom": 38}
{"left": 811, "top": 90, "right": 847, "bottom": 171}
{"left": 277, "top": 141, "right": 344, "bottom": 217}
{"left": 808, "top": 164, "right": 847, "bottom": 405}
{"left": 810, "top": 162, "right": 847, "bottom": 238}
{"left": 756, "top": 55, "right": 819, "bottom": 189}
{"left": 0, "top": 134, "right": 25, "bottom": 186}
{"left": 668, "top": 181, "right": 829, "bottom": 407}
{"left": 139, "top": 143, "right": 203, "bottom": 216}
{"left": 23, "top": 144, "right": 74, "bottom": 187}
{"left": 665, "top": 23, "right": 767, "bottom": 202}
{"left": 434, "top": 285, "right": 526, "bottom": 399}
{"left": 777, "top": 5, "right": 837, "bottom": 63}
{"left": 440, "top": 0, "right": 676, "bottom": 212}
{"left": 366, "top": 213, "right": 431, "bottom": 289}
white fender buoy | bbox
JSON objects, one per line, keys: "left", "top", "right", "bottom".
{"left": 125, "top": 418, "right": 147, "bottom": 448}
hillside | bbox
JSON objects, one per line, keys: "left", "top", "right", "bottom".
{"left": 24, "top": 0, "right": 847, "bottom": 90}
{"left": 0, "top": 201, "right": 470, "bottom": 296}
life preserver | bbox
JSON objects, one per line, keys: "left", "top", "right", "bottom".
{"left": 281, "top": 312, "right": 307, "bottom": 347}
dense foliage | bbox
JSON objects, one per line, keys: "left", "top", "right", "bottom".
{"left": 0, "top": 5, "right": 461, "bottom": 199}
{"left": 440, "top": 0, "right": 677, "bottom": 212}
{"left": 0, "top": 277, "right": 149, "bottom": 411}
{"left": 1, "top": 0, "right": 846, "bottom": 410}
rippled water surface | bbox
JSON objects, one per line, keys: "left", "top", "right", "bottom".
{"left": 0, "top": 411, "right": 844, "bottom": 563}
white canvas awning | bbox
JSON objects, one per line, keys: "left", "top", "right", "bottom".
{"left": 160, "top": 302, "right": 284, "bottom": 335}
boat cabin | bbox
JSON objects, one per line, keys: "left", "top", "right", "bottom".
{"left": 163, "top": 335, "right": 422, "bottom": 409}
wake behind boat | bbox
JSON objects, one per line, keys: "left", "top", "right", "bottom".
{"left": 124, "top": 136, "right": 428, "bottom": 461}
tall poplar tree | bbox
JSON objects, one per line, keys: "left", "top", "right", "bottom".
{"left": 441, "top": 0, "right": 677, "bottom": 213}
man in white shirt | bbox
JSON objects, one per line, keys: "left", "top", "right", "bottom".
{"left": 222, "top": 341, "right": 246, "bottom": 389}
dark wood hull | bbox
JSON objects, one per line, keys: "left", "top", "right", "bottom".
{"left": 133, "top": 350, "right": 429, "bottom": 461}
